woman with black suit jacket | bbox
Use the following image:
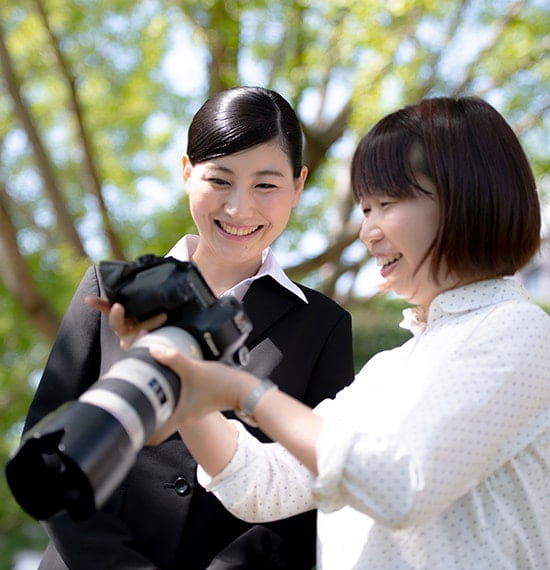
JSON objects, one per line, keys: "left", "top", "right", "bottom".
{"left": 23, "top": 86, "right": 355, "bottom": 569}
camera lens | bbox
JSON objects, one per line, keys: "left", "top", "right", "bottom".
{"left": 6, "top": 327, "right": 202, "bottom": 521}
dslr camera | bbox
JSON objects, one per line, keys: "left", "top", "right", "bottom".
{"left": 6, "top": 254, "right": 252, "bottom": 521}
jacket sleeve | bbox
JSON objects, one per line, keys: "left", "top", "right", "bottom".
{"left": 24, "top": 266, "right": 103, "bottom": 432}
{"left": 24, "top": 266, "right": 160, "bottom": 570}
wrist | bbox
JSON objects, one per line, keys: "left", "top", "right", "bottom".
{"left": 235, "top": 377, "right": 278, "bottom": 427}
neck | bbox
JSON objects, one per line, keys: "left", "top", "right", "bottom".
{"left": 414, "top": 305, "right": 429, "bottom": 323}
{"left": 191, "top": 247, "right": 263, "bottom": 297}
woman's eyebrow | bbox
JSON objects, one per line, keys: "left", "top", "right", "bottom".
{"left": 207, "top": 164, "right": 285, "bottom": 177}
{"left": 255, "top": 169, "right": 285, "bottom": 177}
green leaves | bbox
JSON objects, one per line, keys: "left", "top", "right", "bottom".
{"left": 0, "top": 0, "right": 549, "bottom": 561}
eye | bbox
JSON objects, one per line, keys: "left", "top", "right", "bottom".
{"left": 207, "top": 177, "right": 229, "bottom": 186}
{"left": 377, "top": 193, "right": 394, "bottom": 206}
{"left": 256, "top": 183, "right": 277, "bottom": 191}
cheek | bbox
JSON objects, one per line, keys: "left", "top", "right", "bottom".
{"left": 263, "top": 195, "right": 294, "bottom": 223}
{"left": 421, "top": 214, "right": 440, "bottom": 251}
{"left": 188, "top": 187, "right": 218, "bottom": 214}
{"left": 188, "top": 197, "right": 205, "bottom": 220}
{"left": 411, "top": 203, "right": 439, "bottom": 247}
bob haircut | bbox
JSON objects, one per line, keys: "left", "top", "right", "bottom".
{"left": 351, "top": 96, "right": 541, "bottom": 281}
{"left": 187, "top": 86, "right": 304, "bottom": 178}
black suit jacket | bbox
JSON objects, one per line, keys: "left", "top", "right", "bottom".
{"left": 24, "top": 266, "right": 354, "bottom": 569}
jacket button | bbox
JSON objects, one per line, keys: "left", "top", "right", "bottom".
{"left": 173, "top": 477, "right": 191, "bottom": 496}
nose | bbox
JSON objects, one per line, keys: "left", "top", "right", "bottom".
{"left": 224, "top": 187, "right": 254, "bottom": 216}
{"left": 359, "top": 216, "right": 383, "bottom": 251}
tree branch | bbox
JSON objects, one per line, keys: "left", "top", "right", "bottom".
{"left": 0, "top": 183, "right": 60, "bottom": 341}
{"left": 0, "top": 19, "right": 87, "bottom": 259}
{"left": 285, "top": 221, "right": 360, "bottom": 278}
{"left": 302, "top": 98, "right": 351, "bottom": 177}
{"left": 32, "top": 0, "right": 126, "bottom": 260}
{"left": 453, "top": 0, "right": 527, "bottom": 95}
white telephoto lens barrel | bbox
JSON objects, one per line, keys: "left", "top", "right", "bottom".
{"left": 80, "top": 326, "right": 202, "bottom": 451}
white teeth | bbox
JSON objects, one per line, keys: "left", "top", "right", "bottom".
{"left": 219, "top": 221, "right": 260, "bottom": 236}
{"left": 376, "top": 254, "right": 402, "bottom": 267}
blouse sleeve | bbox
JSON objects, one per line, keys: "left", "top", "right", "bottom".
{"left": 198, "top": 420, "right": 317, "bottom": 522}
{"left": 312, "top": 301, "right": 550, "bottom": 528}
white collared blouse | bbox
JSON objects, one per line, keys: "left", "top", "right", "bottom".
{"left": 167, "top": 234, "right": 307, "bottom": 303}
{"left": 200, "top": 278, "right": 550, "bottom": 569}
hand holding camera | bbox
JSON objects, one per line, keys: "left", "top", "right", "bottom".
{"left": 6, "top": 255, "right": 252, "bottom": 522}
{"left": 85, "top": 294, "right": 168, "bottom": 351}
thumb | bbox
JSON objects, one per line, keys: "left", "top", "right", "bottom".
{"left": 149, "top": 343, "right": 178, "bottom": 363}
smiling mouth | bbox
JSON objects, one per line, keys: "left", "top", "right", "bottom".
{"left": 377, "top": 253, "right": 403, "bottom": 268}
{"left": 217, "top": 220, "right": 262, "bottom": 236}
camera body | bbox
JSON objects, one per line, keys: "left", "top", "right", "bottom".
{"left": 6, "top": 255, "right": 252, "bottom": 521}
{"left": 100, "top": 254, "right": 251, "bottom": 364}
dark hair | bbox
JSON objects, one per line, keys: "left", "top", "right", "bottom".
{"left": 187, "top": 86, "right": 304, "bottom": 178}
{"left": 351, "top": 96, "right": 541, "bottom": 280}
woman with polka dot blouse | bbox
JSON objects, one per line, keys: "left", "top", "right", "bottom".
{"left": 144, "top": 97, "right": 550, "bottom": 569}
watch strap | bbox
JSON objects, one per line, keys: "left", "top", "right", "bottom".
{"left": 235, "top": 379, "right": 278, "bottom": 427}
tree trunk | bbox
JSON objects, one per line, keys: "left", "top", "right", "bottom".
{"left": 0, "top": 185, "right": 60, "bottom": 341}
{"left": 0, "top": 20, "right": 87, "bottom": 259}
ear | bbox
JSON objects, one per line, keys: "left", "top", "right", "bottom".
{"left": 181, "top": 155, "right": 193, "bottom": 184}
{"left": 292, "top": 165, "right": 308, "bottom": 207}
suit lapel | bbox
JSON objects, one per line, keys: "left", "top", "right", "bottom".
{"left": 241, "top": 276, "right": 304, "bottom": 380}
{"left": 242, "top": 276, "right": 303, "bottom": 346}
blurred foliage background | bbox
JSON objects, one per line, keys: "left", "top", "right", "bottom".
{"left": 1, "top": 0, "right": 549, "bottom": 566}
